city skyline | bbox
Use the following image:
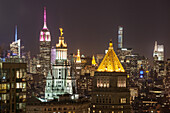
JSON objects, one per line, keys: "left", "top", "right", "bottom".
{"left": 0, "top": 0, "right": 170, "bottom": 61}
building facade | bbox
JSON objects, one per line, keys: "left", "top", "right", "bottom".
{"left": 91, "top": 40, "right": 131, "bottom": 113}
{"left": 45, "top": 28, "right": 72, "bottom": 100}
{"left": 0, "top": 62, "right": 27, "bottom": 113}
{"left": 39, "top": 7, "right": 51, "bottom": 76}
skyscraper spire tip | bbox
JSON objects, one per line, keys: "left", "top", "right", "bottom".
{"left": 43, "top": 6, "right": 47, "bottom": 29}
{"left": 15, "top": 25, "right": 17, "bottom": 42}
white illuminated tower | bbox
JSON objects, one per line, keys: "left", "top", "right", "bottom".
{"left": 39, "top": 7, "right": 51, "bottom": 76}
{"left": 45, "top": 28, "right": 72, "bottom": 100}
{"left": 10, "top": 25, "right": 21, "bottom": 58}
{"left": 153, "top": 41, "right": 164, "bottom": 61}
{"left": 118, "top": 26, "right": 123, "bottom": 49}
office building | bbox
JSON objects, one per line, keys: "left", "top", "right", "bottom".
{"left": 0, "top": 62, "right": 27, "bottom": 113}
{"left": 39, "top": 7, "right": 51, "bottom": 76}
{"left": 91, "top": 40, "right": 131, "bottom": 113}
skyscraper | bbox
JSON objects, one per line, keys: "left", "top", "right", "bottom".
{"left": 45, "top": 28, "right": 72, "bottom": 100}
{"left": 39, "top": 7, "right": 51, "bottom": 76}
{"left": 91, "top": 40, "right": 131, "bottom": 113}
{"left": 118, "top": 26, "right": 123, "bottom": 49}
{"left": 10, "top": 26, "right": 21, "bottom": 58}
{"left": 153, "top": 41, "right": 164, "bottom": 61}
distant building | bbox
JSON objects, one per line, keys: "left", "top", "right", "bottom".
{"left": 91, "top": 40, "right": 131, "bottom": 113}
{"left": 0, "top": 62, "right": 27, "bottom": 113}
{"left": 10, "top": 26, "right": 21, "bottom": 58}
{"left": 26, "top": 73, "right": 46, "bottom": 99}
{"left": 165, "top": 59, "right": 170, "bottom": 98}
{"left": 96, "top": 54, "right": 104, "bottom": 65}
{"left": 118, "top": 26, "right": 123, "bottom": 49}
{"left": 153, "top": 41, "right": 164, "bottom": 61}
{"left": 39, "top": 7, "right": 51, "bottom": 76}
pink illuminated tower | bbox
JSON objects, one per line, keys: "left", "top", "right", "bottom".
{"left": 39, "top": 7, "right": 51, "bottom": 76}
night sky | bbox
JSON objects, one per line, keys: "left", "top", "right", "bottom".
{"left": 0, "top": 0, "right": 170, "bottom": 62}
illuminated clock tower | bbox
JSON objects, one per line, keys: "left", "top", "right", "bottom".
{"left": 91, "top": 40, "right": 131, "bottom": 113}
{"left": 39, "top": 7, "right": 51, "bottom": 76}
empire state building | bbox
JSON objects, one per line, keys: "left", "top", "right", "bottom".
{"left": 39, "top": 7, "right": 51, "bottom": 76}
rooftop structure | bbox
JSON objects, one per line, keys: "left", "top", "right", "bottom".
{"left": 97, "top": 40, "right": 125, "bottom": 72}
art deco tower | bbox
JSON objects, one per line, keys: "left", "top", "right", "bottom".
{"left": 91, "top": 40, "right": 131, "bottom": 113}
{"left": 39, "top": 7, "right": 51, "bottom": 76}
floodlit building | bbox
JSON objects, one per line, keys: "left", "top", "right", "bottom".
{"left": 118, "top": 26, "right": 123, "bottom": 49}
{"left": 45, "top": 28, "right": 72, "bottom": 100}
{"left": 39, "top": 7, "right": 51, "bottom": 76}
{"left": 91, "top": 40, "right": 131, "bottom": 113}
{"left": 0, "top": 62, "right": 27, "bottom": 113}
{"left": 10, "top": 26, "right": 21, "bottom": 58}
{"left": 153, "top": 41, "right": 164, "bottom": 61}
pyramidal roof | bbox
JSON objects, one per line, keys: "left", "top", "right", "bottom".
{"left": 92, "top": 55, "right": 96, "bottom": 65}
{"left": 97, "top": 40, "right": 125, "bottom": 72}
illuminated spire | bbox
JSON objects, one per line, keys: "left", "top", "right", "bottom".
{"left": 39, "top": 7, "right": 51, "bottom": 41}
{"left": 56, "top": 28, "right": 67, "bottom": 48}
{"left": 43, "top": 7, "right": 47, "bottom": 29}
{"left": 92, "top": 55, "right": 96, "bottom": 66}
{"left": 97, "top": 40, "right": 125, "bottom": 72}
{"left": 76, "top": 49, "right": 81, "bottom": 63}
{"left": 15, "top": 25, "right": 17, "bottom": 42}
{"left": 154, "top": 41, "right": 158, "bottom": 52}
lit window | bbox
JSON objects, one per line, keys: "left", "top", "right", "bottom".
{"left": 121, "top": 98, "right": 126, "bottom": 103}
{"left": 104, "top": 83, "right": 106, "bottom": 87}
{"left": 23, "top": 94, "right": 26, "bottom": 99}
{"left": 117, "top": 76, "right": 126, "bottom": 87}
{"left": 16, "top": 83, "right": 20, "bottom": 88}
{"left": 22, "top": 82, "right": 26, "bottom": 88}
{"left": 2, "top": 94, "right": 6, "bottom": 100}
{"left": 2, "top": 84, "right": 6, "bottom": 89}
{"left": 19, "top": 83, "right": 22, "bottom": 88}
{"left": 16, "top": 71, "right": 20, "bottom": 78}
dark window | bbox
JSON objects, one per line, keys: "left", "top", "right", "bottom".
{"left": 53, "top": 108, "right": 56, "bottom": 111}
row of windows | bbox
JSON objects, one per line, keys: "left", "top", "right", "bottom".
{"left": 94, "top": 111, "right": 124, "bottom": 113}
{"left": 16, "top": 82, "right": 26, "bottom": 89}
{"left": 0, "top": 82, "right": 26, "bottom": 90}
{"left": 44, "top": 107, "right": 76, "bottom": 111}
{"left": 97, "top": 78, "right": 109, "bottom": 88}
{"left": 95, "top": 98, "right": 126, "bottom": 104}
{"left": 96, "top": 76, "right": 126, "bottom": 88}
